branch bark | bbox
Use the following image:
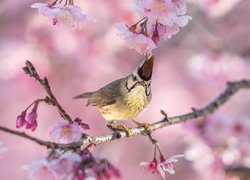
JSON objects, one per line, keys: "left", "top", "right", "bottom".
{"left": 0, "top": 126, "right": 81, "bottom": 149}
{"left": 82, "top": 79, "right": 250, "bottom": 145}
{"left": 23, "top": 60, "right": 73, "bottom": 122}
{"left": 1, "top": 74, "right": 249, "bottom": 148}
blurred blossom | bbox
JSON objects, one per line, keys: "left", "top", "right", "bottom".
{"left": 184, "top": 114, "right": 250, "bottom": 178}
{"left": 23, "top": 151, "right": 81, "bottom": 180}
{"left": 50, "top": 121, "right": 82, "bottom": 143}
{"left": 192, "top": 0, "right": 241, "bottom": 18}
{"left": 50, "top": 152, "right": 82, "bottom": 179}
{"left": 0, "top": 141, "right": 8, "bottom": 156}
{"left": 187, "top": 51, "right": 248, "bottom": 83}
{"left": 31, "top": 3, "right": 96, "bottom": 29}
{"left": 0, "top": 41, "right": 45, "bottom": 80}
{"left": 23, "top": 158, "right": 58, "bottom": 180}
{"left": 92, "top": 159, "right": 121, "bottom": 179}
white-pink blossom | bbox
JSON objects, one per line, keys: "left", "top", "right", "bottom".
{"left": 131, "top": 0, "right": 191, "bottom": 46}
{"left": 117, "top": 24, "right": 156, "bottom": 54}
{"left": 23, "top": 152, "right": 82, "bottom": 180}
{"left": 50, "top": 152, "right": 81, "bottom": 179}
{"left": 140, "top": 155, "right": 184, "bottom": 179}
{"left": 157, "top": 155, "right": 184, "bottom": 178}
{"left": 31, "top": 3, "right": 96, "bottom": 29}
{"left": 50, "top": 121, "right": 82, "bottom": 143}
{"left": 125, "top": 33, "right": 157, "bottom": 55}
{"left": 23, "top": 159, "right": 58, "bottom": 180}
{"left": 140, "top": 159, "right": 160, "bottom": 175}
{"left": 136, "top": 0, "right": 175, "bottom": 23}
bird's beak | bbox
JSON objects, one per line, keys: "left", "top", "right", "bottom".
{"left": 137, "top": 55, "right": 154, "bottom": 81}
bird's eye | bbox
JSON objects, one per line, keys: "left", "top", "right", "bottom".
{"left": 132, "top": 75, "right": 137, "bottom": 81}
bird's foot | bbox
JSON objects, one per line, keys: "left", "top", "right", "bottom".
{"left": 131, "top": 119, "right": 152, "bottom": 134}
{"left": 107, "top": 122, "right": 132, "bottom": 137}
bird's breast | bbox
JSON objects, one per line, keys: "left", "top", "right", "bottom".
{"left": 96, "top": 85, "right": 151, "bottom": 121}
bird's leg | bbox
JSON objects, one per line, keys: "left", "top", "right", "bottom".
{"left": 131, "top": 119, "right": 152, "bottom": 134}
{"left": 107, "top": 121, "right": 133, "bottom": 137}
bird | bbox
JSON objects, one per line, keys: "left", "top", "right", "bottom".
{"left": 74, "top": 55, "right": 154, "bottom": 136}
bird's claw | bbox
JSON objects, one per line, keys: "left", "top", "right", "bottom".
{"left": 131, "top": 119, "right": 152, "bottom": 135}
{"left": 107, "top": 123, "right": 132, "bottom": 137}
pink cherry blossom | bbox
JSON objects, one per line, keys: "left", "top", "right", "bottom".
{"left": 157, "top": 155, "right": 184, "bottom": 178}
{"left": 136, "top": 0, "right": 175, "bottom": 24}
{"left": 172, "top": 0, "right": 188, "bottom": 15}
{"left": 140, "top": 155, "right": 184, "bottom": 179}
{"left": 117, "top": 23, "right": 156, "bottom": 55}
{"left": 23, "top": 152, "right": 82, "bottom": 180}
{"left": 50, "top": 152, "right": 82, "bottom": 179}
{"left": 140, "top": 159, "right": 160, "bottom": 175}
{"left": 125, "top": 33, "right": 156, "bottom": 55}
{"left": 31, "top": 3, "right": 96, "bottom": 29}
{"left": 50, "top": 121, "right": 82, "bottom": 143}
{"left": 16, "top": 112, "right": 26, "bottom": 128}
{"left": 23, "top": 159, "right": 58, "bottom": 180}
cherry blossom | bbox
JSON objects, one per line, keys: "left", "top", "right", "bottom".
{"left": 117, "top": 0, "right": 191, "bottom": 54}
{"left": 140, "top": 159, "right": 159, "bottom": 175}
{"left": 23, "top": 151, "right": 82, "bottom": 180}
{"left": 50, "top": 152, "right": 82, "bottom": 179}
{"left": 135, "top": 0, "right": 191, "bottom": 36}
{"left": 140, "top": 154, "right": 184, "bottom": 179}
{"left": 116, "top": 23, "right": 157, "bottom": 55}
{"left": 23, "top": 159, "right": 58, "bottom": 180}
{"left": 31, "top": 3, "right": 96, "bottom": 29}
{"left": 157, "top": 155, "right": 184, "bottom": 178}
{"left": 50, "top": 121, "right": 83, "bottom": 143}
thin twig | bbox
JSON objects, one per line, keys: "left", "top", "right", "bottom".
{"left": 0, "top": 126, "right": 81, "bottom": 149}
{"left": 82, "top": 79, "right": 250, "bottom": 145}
{"left": 23, "top": 60, "right": 73, "bottom": 122}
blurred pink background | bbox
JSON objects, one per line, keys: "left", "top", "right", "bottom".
{"left": 0, "top": 0, "right": 250, "bottom": 179}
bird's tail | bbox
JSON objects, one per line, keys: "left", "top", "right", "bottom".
{"left": 73, "top": 92, "right": 93, "bottom": 99}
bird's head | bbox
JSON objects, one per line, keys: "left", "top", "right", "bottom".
{"left": 126, "top": 55, "right": 154, "bottom": 96}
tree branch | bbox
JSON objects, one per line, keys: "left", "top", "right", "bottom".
{"left": 0, "top": 126, "right": 81, "bottom": 149}
{"left": 23, "top": 60, "right": 73, "bottom": 122}
{"left": 1, "top": 60, "right": 250, "bottom": 149}
{"left": 82, "top": 79, "right": 250, "bottom": 145}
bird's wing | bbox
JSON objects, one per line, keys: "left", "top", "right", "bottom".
{"left": 87, "top": 78, "right": 124, "bottom": 107}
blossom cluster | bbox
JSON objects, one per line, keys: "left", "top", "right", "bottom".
{"left": 31, "top": 1, "right": 96, "bottom": 29}
{"left": 184, "top": 114, "right": 250, "bottom": 178}
{"left": 140, "top": 144, "right": 184, "bottom": 179}
{"left": 187, "top": 51, "right": 249, "bottom": 83}
{"left": 23, "top": 150, "right": 120, "bottom": 180}
{"left": 117, "top": 0, "right": 191, "bottom": 55}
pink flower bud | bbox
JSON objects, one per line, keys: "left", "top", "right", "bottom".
{"left": 26, "top": 105, "right": 38, "bottom": 132}
{"left": 16, "top": 112, "right": 26, "bottom": 128}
